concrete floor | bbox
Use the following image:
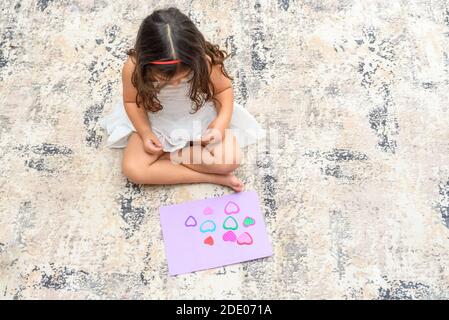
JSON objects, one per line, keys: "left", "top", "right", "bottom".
{"left": 1, "top": 0, "right": 449, "bottom": 299}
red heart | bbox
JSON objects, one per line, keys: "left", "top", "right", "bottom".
{"left": 204, "top": 236, "right": 214, "bottom": 246}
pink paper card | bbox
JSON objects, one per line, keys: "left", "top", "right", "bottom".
{"left": 159, "top": 190, "right": 273, "bottom": 276}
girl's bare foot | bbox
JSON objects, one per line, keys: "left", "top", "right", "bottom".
{"left": 217, "top": 173, "right": 244, "bottom": 192}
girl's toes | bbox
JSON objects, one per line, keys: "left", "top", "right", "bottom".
{"left": 229, "top": 175, "right": 244, "bottom": 192}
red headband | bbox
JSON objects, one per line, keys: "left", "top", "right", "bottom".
{"left": 148, "top": 59, "right": 181, "bottom": 65}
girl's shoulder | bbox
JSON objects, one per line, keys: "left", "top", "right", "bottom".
{"left": 122, "top": 55, "right": 138, "bottom": 81}
{"left": 122, "top": 57, "right": 136, "bottom": 83}
{"left": 125, "top": 54, "right": 137, "bottom": 68}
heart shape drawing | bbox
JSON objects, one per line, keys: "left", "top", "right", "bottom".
{"left": 200, "top": 220, "right": 216, "bottom": 233}
{"left": 223, "top": 216, "right": 238, "bottom": 230}
{"left": 204, "top": 236, "right": 214, "bottom": 246}
{"left": 237, "top": 232, "right": 253, "bottom": 245}
{"left": 184, "top": 215, "right": 197, "bottom": 227}
{"left": 224, "top": 201, "right": 240, "bottom": 215}
{"left": 243, "top": 216, "right": 256, "bottom": 227}
{"left": 203, "top": 206, "right": 213, "bottom": 215}
{"left": 222, "top": 230, "right": 237, "bottom": 242}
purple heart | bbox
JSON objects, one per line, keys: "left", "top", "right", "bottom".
{"left": 184, "top": 215, "right": 197, "bottom": 227}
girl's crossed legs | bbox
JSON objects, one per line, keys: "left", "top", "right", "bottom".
{"left": 121, "top": 130, "right": 244, "bottom": 192}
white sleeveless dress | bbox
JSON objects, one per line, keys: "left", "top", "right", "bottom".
{"left": 98, "top": 72, "right": 265, "bottom": 152}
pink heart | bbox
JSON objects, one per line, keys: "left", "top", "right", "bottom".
{"left": 237, "top": 232, "right": 253, "bottom": 245}
{"left": 222, "top": 230, "right": 237, "bottom": 242}
{"left": 224, "top": 201, "right": 240, "bottom": 215}
{"left": 203, "top": 206, "right": 213, "bottom": 215}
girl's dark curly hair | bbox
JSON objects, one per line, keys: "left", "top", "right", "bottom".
{"left": 126, "top": 7, "right": 234, "bottom": 113}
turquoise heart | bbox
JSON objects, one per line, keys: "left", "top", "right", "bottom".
{"left": 200, "top": 220, "right": 216, "bottom": 233}
{"left": 243, "top": 216, "right": 255, "bottom": 227}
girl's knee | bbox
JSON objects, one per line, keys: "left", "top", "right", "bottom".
{"left": 214, "top": 162, "right": 240, "bottom": 175}
{"left": 122, "top": 160, "right": 146, "bottom": 184}
{"left": 233, "top": 147, "right": 242, "bottom": 165}
{"left": 214, "top": 149, "right": 242, "bottom": 167}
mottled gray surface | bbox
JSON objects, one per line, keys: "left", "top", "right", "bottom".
{"left": 1, "top": 0, "right": 449, "bottom": 299}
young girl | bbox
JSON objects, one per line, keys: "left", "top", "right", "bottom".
{"left": 98, "top": 7, "right": 265, "bottom": 192}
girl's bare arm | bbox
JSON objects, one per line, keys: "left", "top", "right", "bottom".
{"left": 122, "top": 56, "right": 153, "bottom": 139}
{"left": 206, "top": 55, "right": 234, "bottom": 131}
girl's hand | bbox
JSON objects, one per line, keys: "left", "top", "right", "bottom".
{"left": 201, "top": 118, "right": 226, "bottom": 146}
{"left": 141, "top": 131, "right": 163, "bottom": 154}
